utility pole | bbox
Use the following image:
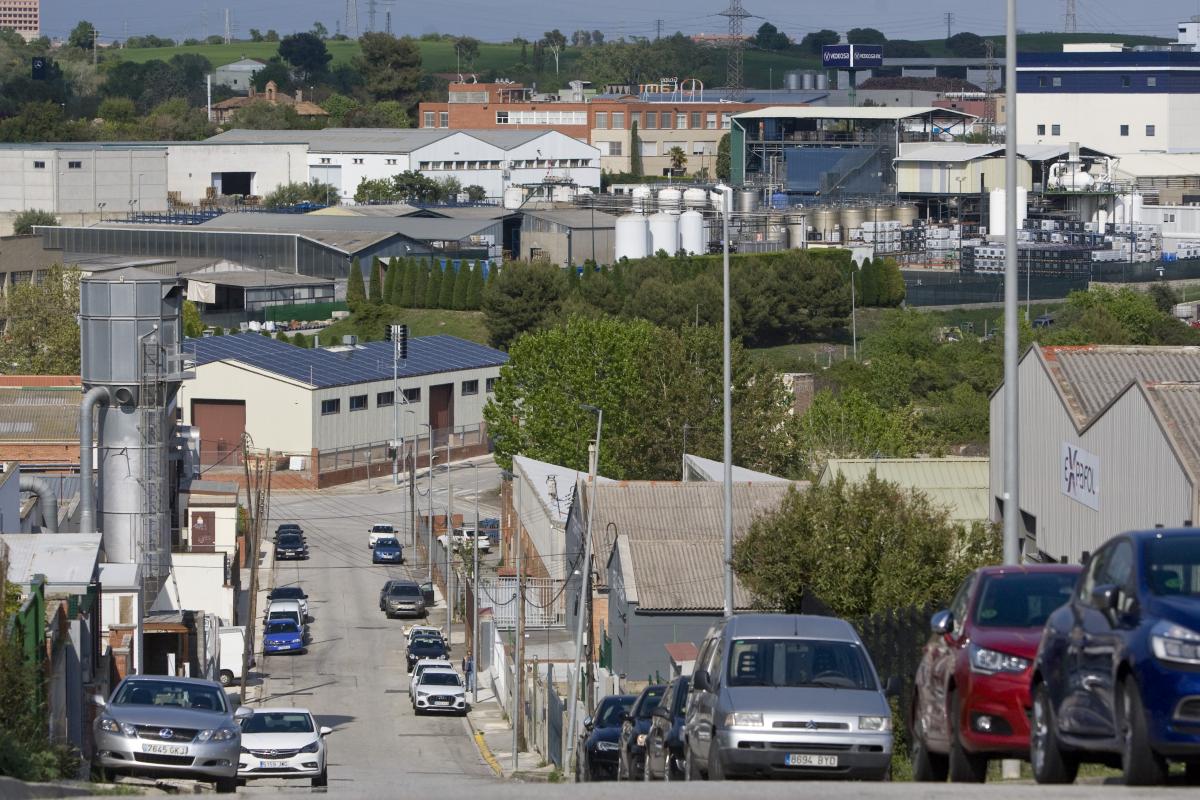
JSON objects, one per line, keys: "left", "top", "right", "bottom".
{"left": 718, "top": 0, "right": 750, "bottom": 100}
{"left": 655, "top": 18, "right": 663, "bottom": 40}
{"left": 385, "top": 10, "right": 391, "bottom": 34}
{"left": 513, "top": 471, "right": 523, "bottom": 770}
{"left": 445, "top": 441, "right": 453, "bottom": 638}
{"left": 92, "top": 27, "right": 99, "bottom": 66}
{"left": 721, "top": 185, "right": 734, "bottom": 618}
{"left": 426, "top": 424, "right": 434, "bottom": 584}
{"left": 945, "top": 12, "right": 955, "bottom": 39}
{"left": 471, "top": 462, "right": 480, "bottom": 704}
{"left": 223, "top": 9, "right": 231, "bottom": 45}
{"left": 344, "top": 0, "right": 358, "bottom": 38}
{"left": 1002, "top": 0, "right": 1020, "bottom": 566}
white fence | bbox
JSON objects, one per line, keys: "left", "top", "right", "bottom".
{"left": 476, "top": 576, "right": 565, "bottom": 630}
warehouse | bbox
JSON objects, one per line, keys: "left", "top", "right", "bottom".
{"left": 519, "top": 207, "right": 617, "bottom": 266}
{"left": 180, "top": 333, "right": 506, "bottom": 475}
{"left": 990, "top": 344, "right": 1200, "bottom": 564}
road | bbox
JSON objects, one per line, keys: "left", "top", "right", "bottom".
{"left": 240, "top": 459, "right": 502, "bottom": 798}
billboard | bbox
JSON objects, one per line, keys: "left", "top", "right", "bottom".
{"left": 821, "top": 44, "right": 884, "bottom": 69}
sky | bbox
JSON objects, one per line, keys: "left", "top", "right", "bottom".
{"left": 43, "top": 0, "right": 1200, "bottom": 45}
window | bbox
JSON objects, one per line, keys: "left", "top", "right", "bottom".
{"left": 677, "top": 113, "right": 687, "bottom": 129}
{"left": 1036, "top": 124, "right": 1046, "bottom": 136}
{"left": 1148, "top": 76, "right": 1158, "bottom": 87}
{"left": 320, "top": 399, "right": 340, "bottom": 415}
{"left": 640, "top": 140, "right": 657, "bottom": 157}
{"left": 721, "top": 113, "right": 731, "bottom": 130}
{"left": 68, "top": 161, "right": 82, "bottom": 169}
{"left": 423, "top": 111, "right": 436, "bottom": 128}
{"left": 319, "top": 157, "right": 331, "bottom": 164}
{"left": 660, "top": 112, "right": 673, "bottom": 129}
{"left": 377, "top": 391, "right": 394, "bottom": 407}
{"left": 1120, "top": 124, "right": 1130, "bottom": 136}
{"left": 486, "top": 377, "right": 496, "bottom": 393}
{"left": 32, "top": 160, "right": 44, "bottom": 169}
{"left": 612, "top": 112, "right": 625, "bottom": 129}
{"left": 1051, "top": 124, "right": 1061, "bottom": 136}
{"left": 1052, "top": 76, "right": 1062, "bottom": 87}
{"left": 1121, "top": 75, "right": 1131, "bottom": 88}
{"left": 461, "top": 379, "right": 479, "bottom": 396}
{"left": 644, "top": 111, "right": 657, "bottom": 129}
{"left": 403, "top": 387, "right": 420, "bottom": 403}
{"left": 495, "top": 110, "right": 509, "bottom": 124}
{"left": 353, "top": 158, "right": 364, "bottom": 164}
{"left": 690, "top": 111, "right": 701, "bottom": 129}
{"left": 349, "top": 394, "right": 367, "bottom": 411}
{"left": 439, "top": 111, "right": 449, "bottom": 128}
{"left": 595, "top": 111, "right": 607, "bottom": 129}
{"left": 1147, "top": 124, "right": 1157, "bottom": 137}
{"left": 706, "top": 112, "right": 717, "bottom": 129}
{"left": 386, "top": 158, "right": 397, "bottom": 165}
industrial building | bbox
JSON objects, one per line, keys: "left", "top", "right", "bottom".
{"left": 819, "top": 457, "right": 991, "bottom": 524}
{"left": 212, "top": 57, "right": 266, "bottom": 91}
{"left": 519, "top": 207, "right": 617, "bottom": 266}
{"left": 990, "top": 344, "right": 1200, "bottom": 564}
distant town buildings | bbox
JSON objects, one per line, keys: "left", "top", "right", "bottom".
{"left": 0, "top": 0, "right": 39, "bottom": 42}
{"left": 210, "top": 81, "right": 329, "bottom": 126}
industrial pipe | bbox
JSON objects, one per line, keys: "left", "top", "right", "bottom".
{"left": 79, "top": 386, "right": 110, "bottom": 533}
{"left": 19, "top": 475, "right": 59, "bottom": 533}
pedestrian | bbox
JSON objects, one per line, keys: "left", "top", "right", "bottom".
{"left": 462, "top": 649, "right": 474, "bottom": 691}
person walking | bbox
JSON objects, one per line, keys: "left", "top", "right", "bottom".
{"left": 462, "top": 649, "right": 475, "bottom": 691}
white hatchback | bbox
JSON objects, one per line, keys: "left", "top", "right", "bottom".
{"left": 237, "top": 707, "right": 331, "bottom": 787}
{"left": 411, "top": 668, "right": 467, "bottom": 715}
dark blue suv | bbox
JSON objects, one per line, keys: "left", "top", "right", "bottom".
{"left": 1030, "top": 529, "right": 1200, "bottom": 786}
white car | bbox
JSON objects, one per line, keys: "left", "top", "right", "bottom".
{"left": 411, "top": 657, "right": 453, "bottom": 686}
{"left": 368, "top": 523, "right": 396, "bottom": 549}
{"left": 404, "top": 625, "right": 443, "bottom": 644}
{"left": 451, "top": 526, "right": 491, "bottom": 554}
{"left": 238, "top": 707, "right": 331, "bottom": 787}
{"left": 411, "top": 667, "right": 467, "bottom": 715}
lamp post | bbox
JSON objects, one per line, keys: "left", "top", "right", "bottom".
{"left": 444, "top": 440, "right": 453, "bottom": 639}
{"left": 422, "top": 422, "right": 434, "bottom": 583}
{"left": 565, "top": 403, "right": 603, "bottom": 777}
{"left": 720, "top": 185, "right": 734, "bottom": 619}
{"left": 850, "top": 263, "right": 858, "bottom": 361}
{"left": 1002, "top": 0, "right": 1020, "bottom": 566}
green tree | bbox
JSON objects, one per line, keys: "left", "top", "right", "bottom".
{"left": 182, "top": 300, "right": 204, "bottom": 338}
{"left": 541, "top": 29, "right": 567, "bottom": 74}
{"left": 1148, "top": 282, "right": 1181, "bottom": 314}
{"left": 800, "top": 29, "right": 839, "bottom": 54}
{"left": 368, "top": 257, "right": 384, "bottom": 304}
{"left": 401, "top": 259, "right": 419, "bottom": 306}
{"left": 354, "top": 33, "right": 422, "bottom": 105}
{"left": 412, "top": 262, "right": 429, "bottom": 308}
{"left": 753, "top": 22, "right": 790, "bottom": 50}
{"left": 452, "top": 264, "right": 470, "bottom": 309}
{"left": 228, "top": 100, "right": 303, "bottom": 130}
{"left": 629, "top": 120, "right": 643, "bottom": 177}
{"left": 346, "top": 257, "right": 366, "bottom": 311}
{"left": 453, "top": 36, "right": 480, "bottom": 69}
{"left": 946, "top": 32, "right": 987, "bottom": 57}
{"left": 311, "top": 21, "right": 329, "bottom": 39}
{"left": 251, "top": 59, "right": 293, "bottom": 92}
{"left": 424, "top": 264, "right": 443, "bottom": 308}
{"left": 68, "top": 20, "right": 95, "bottom": 50}
{"left": 322, "top": 93, "right": 360, "bottom": 126}
{"left": 667, "top": 146, "right": 687, "bottom": 173}
{"left": 262, "top": 180, "right": 339, "bottom": 207}
{"left": 436, "top": 263, "right": 455, "bottom": 308}
{"left": 354, "top": 177, "right": 399, "bottom": 204}
{"left": 481, "top": 261, "right": 567, "bottom": 349}
{"left": 0, "top": 264, "right": 81, "bottom": 374}
{"left": 383, "top": 258, "right": 401, "bottom": 305}
{"left": 716, "top": 133, "right": 731, "bottom": 182}
{"left": 732, "top": 475, "right": 1000, "bottom": 617}
{"left": 12, "top": 209, "right": 57, "bottom": 235}
{"left": 344, "top": 100, "right": 412, "bottom": 128}
{"left": 847, "top": 27, "right": 887, "bottom": 45}
{"left": 464, "top": 185, "right": 487, "bottom": 202}
{"left": 98, "top": 97, "right": 137, "bottom": 123}
{"left": 465, "top": 263, "right": 485, "bottom": 309}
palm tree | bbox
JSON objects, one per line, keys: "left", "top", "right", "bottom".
{"left": 668, "top": 146, "right": 688, "bottom": 175}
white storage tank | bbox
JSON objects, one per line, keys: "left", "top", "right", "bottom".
{"left": 648, "top": 212, "right": 681, "bottom": 255}
{"left": 988, "top": 188, "right": 1027, "bottom": 237}
{"left": 679, "top": 210, "right": 705, "bottom": 255}
{"left": 631, "top": 185, "right": 653, "bottom": 212}
{"left": 503, "top": 186, "right": 525, "bottom": 210}
{"left": 615, "top": 214, "right": 650, "bottom": 261}
{"left": 658, "top": 188, "right": 683, "bottom": 213}
{"left": 683, "top": 187, "right": 707, "bottom": 209}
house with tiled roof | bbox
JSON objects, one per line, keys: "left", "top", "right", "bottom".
{"left": 211, "top": 81, "right": 328, "bottom": 126}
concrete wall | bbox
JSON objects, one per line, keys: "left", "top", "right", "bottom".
{"left": 0, "top": 147, "right": 168, "bottom": 214}
{"left": 183, "top": 499, "right": 238, "bottom": 558}
{"left": 897, "top": 157, "right": 1032, "bottom": 195}
{"left": 522, "top": 227, "right": 615, "bottom": 267}
{"left": 1017, "top": 93, "right": 1182, "bottom": 154}
{"left": 180, "top": 359, "right": 314, "bottom": 454}
{"left": 157, "top": 552, "right": 236, "bottom": 625}
{"left": 309, "top": 151, "right": 413, "bottom": 201}
{"left": 511, "top": 465, "right": 563, "bottom": 580}
{"left": 166, "top": 143, "right": 308, "bottom": 204}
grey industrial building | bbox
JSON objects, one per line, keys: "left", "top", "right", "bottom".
{"left": 519, "top": 208, "right": 617, "bottom": 266}
{"left": 990, "top": 344, "right": 1200, "bottom": 564}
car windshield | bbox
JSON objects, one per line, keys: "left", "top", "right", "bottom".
{"left": 595, "top": 698, "right": 633, "bottom": 727}
{"left": 267, "top": 621, "right": 299, "bottom": 634}
{"left": 412, "top": 638, "right": 444, "bottom": 650}
{"left": 268, "top": 611, "right": 299, "bottom": 622}
{"left": 1146, "top": 534, "right": 1200, "bottom": 596}
{"left": 376, "top": 538, "right": 399, "bottom": 547}
{"left": 241, "top": 711, "right": 314, "bottom": 734}
{"left": 271, "top": 587, "right": 305, "bottom": 600}
{"left": 421, "top": 672, "right": 462, "bottom": 687}
{"left": 635, "top": 687, "right": 666, "bottom": 718}
{"left": 974, "top": 572, "right": 1076, "bottom": 628}
{"left": 389, "top": 585, "right": 421, "bottom": 597}
{"left": 372, "top": 525, "right": 393, "bottom": 532}
{"left": 113, "top": 680, "right": 227, "bottom": 712}
{"left": 726, "top": 638, "right": 877, "bottom": 690}
{"left": 278, "top": 534, "right": 302, "bottom": 545}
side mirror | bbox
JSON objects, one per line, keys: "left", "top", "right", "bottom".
{"left": 930, "top": 609, "right": 953, "bottom": 636}
{"left": 885, "top": 676, "right": 903, "bottom": 698}
{"left": 692, "top": 669, "right": 712, "bottom": 692}
{"left": 319, "top": 726, "right": 333, "bottom": 737}
{"left": 1090, "top": 583, "right": 1120, "bottom": 614}
{"left": 583, "top": 716, "right": 593, "bottom": 730}
{"left": 234, "top": 706, "right": 254, "bottom": 720}
{"left": 92, "top": 694, "right": 108, "bottom": 709}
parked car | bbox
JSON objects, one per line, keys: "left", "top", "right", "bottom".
{"left": 406, "top": 636, "right": 449, "bottom": 672}
{"left": 92, "top": 675, "right": 252, "bottom": 793}
{"left": 645, "top": 675, "right": 691, "bottom": 781}
{"left": 684, "top": 614, "right": 897, "bottom": 781}
{"left": 267, "top": 585, "right": 309, "bottom": 620}
{"left": 263, "top": 619, "right": 306, "bottom": 656}
{"left": 381, "top": 580, "right": 427, "bottom": 619}
{"left": 275, "top": 531, "right": 308, "bottom": 560}
{"left": 410, "top": 667, "right": 468, "bottom": 715}
{"left": 451, "top": 525, "right": 491, "bottom": 554}
{"left": 275, "top": 523, "right": 304, "bottom": 540}
{"left": 910, "top": 564, "right": 1081, "bottom": 782}
{"left": 576, "top": 694, "right": 636, "bottom": 781}
{"left": 405, "top": 625, "right": 444, "bottom": 644}
{"left": 368, "top": 523, "right": 396, "bottom": 548}
{"left": 238, "top": 707, "right": 331, "bottom": 787}
{"left": 411, "top": 657, "right": 454, "bottom": 686}
{"left": 372, "top": 536, "right": 404, "bottom": 564}
{"left": 265, "top": 600, "right": 306, "bottom": 640}
{"left": 617, "top": 684, "right": 667, "bottom": 780}
{"left": 1030, "top": 528, "right": 1200, "bottom": 786}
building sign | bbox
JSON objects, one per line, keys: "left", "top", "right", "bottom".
{"left": 821, "top": 44, "right": 884, "bottom": 70}
{"left": 1061, "top": 443, "right": 1100, "bottom": 511}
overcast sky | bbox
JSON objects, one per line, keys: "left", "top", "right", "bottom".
{"left": 45, "top": 0, "right": 1200, "bottom": 44}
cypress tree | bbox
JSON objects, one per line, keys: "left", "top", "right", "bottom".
{"left": 485, "top": 262, "right": 498, "bottom": 291}
{"left": 438, "top": 262, "right": 456, "bottom": 308}
{"left": 465, "top": 263, "right": 484, "bottom": 309}
{"left": 400, "top": 258, "right": 418, "bottom": 307}
{"left": 425, "top": 263, "right": 442, "bottom": 308}
{"left": 413, "top": 261, "right": 429, "bottom": 308}
{"left": 368, "top": 257, "right": 383, "bottom": 303}
{"left": 346, "top": 257, "right": 366, "bottom": 310}
{"left": 452, "top": 263, "right": 470, "bottom": 309}
{"left": 383, "top": 258, "right": 400, "bottom": 305}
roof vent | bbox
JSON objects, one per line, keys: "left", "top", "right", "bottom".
{"left": 343, "top": 335, "right": 358, "bottom": 346}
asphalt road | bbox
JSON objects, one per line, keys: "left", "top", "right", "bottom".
{"left": 238, "top": 462, "right": 502, "bottom": 798}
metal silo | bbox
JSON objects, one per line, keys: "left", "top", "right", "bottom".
{"left": 615, "top": 214, "right": 650, "bottom": 260}
{"left": 648, "top": 212, "right": 681, "bottom": 255}
{"left": 680, "top": 210, "right": 705, "bottom": 254}
{"left": 657, "top": 187, "right": 683, "bottom": 213}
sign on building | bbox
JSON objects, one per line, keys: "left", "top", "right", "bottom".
{"left": 821, "top": 44, "right": 885, "bottom": 69}
{"left": 1061, "top": 442, "right": 1100, "bottom": 511}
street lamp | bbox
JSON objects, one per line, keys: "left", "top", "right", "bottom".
{"left": 463, "top": 460, "right": 481, "bottom": 704}
{"left": 421, "top": 422, "right": 433, "bottom": 583}
{"left": 719, "top": 185, "right": 734, "bottom": 619}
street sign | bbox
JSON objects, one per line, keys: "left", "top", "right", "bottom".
{"left": 821, "top": 44, "right": 884, "bottom": 70}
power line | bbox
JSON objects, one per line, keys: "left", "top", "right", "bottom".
{"left": 1064, "top": 0, "right": 1078, "bottom": 33}
{"left": 945, "top": 11, "right": 955, "bottom": 39}
{"left": 718, "top": 0, "right": 751, "bottom": 100}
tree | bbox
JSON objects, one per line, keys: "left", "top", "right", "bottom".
{"left": 885, "top": 39, "right": 931, "bottom": 58}
{"left": 228, "top": 100, "right": 303, "bottom": 130}
{"left": 668, "top": 146, "right": 687, "bottom": 173}
{"left": 182, "top": 300, "right": 204, "bottom": 338}
{"left": 368, "top": 257, "right": 383, "bottom": 304}
{"left": 354, "top": 177, "right": 399, "bottom": 204}
{"left": 252, "top": 59, "right": 293, "bottom": 92}
{"left": 424, "top": 265, "right": 443, "bottom": 308}
{"left": 481, "top": 261, "right": 567, "bottom": 349}
{"left": 12, "top": 209, "right": 57, "bottom": 235}
{"left": 1148, "top": 282, "right": 1181, "bottom": 314}
{"left": 139, "top": 98, "right": 215, "bottom": 141}
{"left": 322, "top": 93, "right": 360, "bottom": 125}
{"left": 249, "top": 28, "right": 265, "bottom": 42}
{"left": 792, "top": 387, "right": 936, "bottom": 478}
{"left": 453, "top": 36, "right": 480, "bottom": 70}
{"left": 732, "top": 475, "right": 1000, "bottom": 617}
{"left": 465, "top": 263, "right": 485, "bottom": 309}
{"left": 354, "top": 33, "right": 422, "bottom": 105}
{"left": 753, "top": 22, "right": 789, "bottom": 50}
{"left": 0, "top": 264, "right": 82, "bottom": 374}
{"left": 347, "top": 257, "right": 366, "bottom": 311}
{"left": 571, "top": 30, "right": 591, "bottom": 47}
{"left": 344, "top": 100, "right": 411, "bottom": 128}
{"left": 311, "top": 21, "right": 329, "bottom": 39}
{"left": 412, "top": 262, "right": 429, "bottom": 308}
{"left": 384, "top": 258, "right": 401, "bottom": 305}
{"left": 68, "top": 20, "right": 95, "bottom": 50}
{"left": 847, "top": 27, "right": 887, "bottom": 45}
{"left": 265, "top": 30, "right": 280, "bottom": 42}
{"left": 400, "top": 259, "right": 419, "bottom": 306}
{"left": 716, "top": 133, "right": 731, "bottom": 182}
{"left": 591, "top": 30, "right": 605, "bottom": 45}
{"left": 262, "top": 180, "right": 338, "bottom": 207}
{"left": 98, "top": 97, "right": 137, "bottom": 124}
{"left": 452, "top": 264, "right": 470, "bottom": 309}
{"left": 800, "top": 29, "right": 839, "bottom": 54}
{"left": 541, "top": 29, "right": 567, "bottom": 74}
{"left": 629, "top": 120, "right": 643, "bottom": 177}
{"left": 946, "top": 32, "right": 987, "bottom": 57}
{"left": 279, "top": 32, "right": 331, "bottom": 81}
{"left": 437, "top": 263, "right": 456, "bottom": 308}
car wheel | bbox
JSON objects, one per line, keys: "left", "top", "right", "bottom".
{"left": 685, "top": 740, "right": 703, "bottom": 781}
{"left": 312, "top": 768, "right": 328, "bottom": 787}
{"left": 707, "top": 746, "right": 725, "bottom": 781}
{"left": 214, "top": 776, "right": 237, "bottom": 794}
{"left": 1030, "top": 681, "right": 1078, "bottom": 784}
{"left": 948, "top": 691, "right": 987, "bottom": 783}
{"left": 218, "top": 669, "right": 234, "bottom": 688}
{"left": 1120, "top": 678, "right": 1167, "bottom": 786}
{"left": 910, "top": 720, "right": 949, "bottom": 782}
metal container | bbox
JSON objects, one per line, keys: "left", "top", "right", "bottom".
{"left": 648, "top": 212, "right": 680, "bottom": 255}
{"left": 811, "top": 207, "right": 839, "bottom": 241}
{"left": 894, "top": 203, "right": 919, "bottom": 227}
{"left": 766, "top": 213, "right": 786, "bottom": 242}
{"left": 869, "top": 204, "right": 894, "bottom": 223}
{"left": 839, "top": 206, "right": 867, "bottom": 232}
{"left": 802, "top": 72, "right": 817, "bottom": 91}
{"left": 657, "top": 188, "right": 683, "bottom": 213}
{"left": 816, "top": 73, "right": 830, "bottom": 90}
{"left": 683, "top": 187, "right": 708, "bottom": 209}
{"left": 615, "top": 214, "right": 650, "bottom": 260}
{"left": 786, "top": 213, "right": 808, "bottom": 248}
{"left": 551, "top": 185, "right": 575, "bottom": 203}
{"left": 784, "top": 71, "right": 802, "bottom": 91}
{"left": 503, "top": 186, "right": 525, "bottom": 210}
{"left": 630, "top": 185, "right": 653, "bottom": 212}
{"left": 735, "top": 188, "right": 760, "bottom": 214}
{"left": 680, "top": 210, "right": 705, "bottom": 254}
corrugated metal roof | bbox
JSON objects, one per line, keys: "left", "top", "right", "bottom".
{"left": 896, "top": 143, "right": 1006, "bottom": 163}
{"left": 621, "top": 538, "right": 755, "bottom": 612}
{"left": 733, "top": 106, "right": 976, "bottom": 121}
{"left": 1047, "top": 346, "right": 1200, "bottom": 421}
{"left": 819, "top": 457, "right": 990, "bottom": 522}
{"left": 0, "top": 388, "right": 85, "bottom": 442}
{"left": 207, "top": 128, "right": 456, "bottom": 152}
{"left": 683, "top": 454, "right": 790, "bottom": 483}
{"left": 196, "top": 212, "right": 498, "bottom": 243}
{"left": 1145, "top": 383, "right": 1200, "bottom": 480}
{"left": 1, "top": 533, "right": 101, "bottom": 590}
{"left": 1115, "top": 153, "right": 1200, "bottom": 179}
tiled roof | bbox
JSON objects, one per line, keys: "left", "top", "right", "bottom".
{"left": 1042, "top": 345, "right": 1200, "bottom": 422}
{"left": 619, "top": 538, "right": 756, "bottom": 612}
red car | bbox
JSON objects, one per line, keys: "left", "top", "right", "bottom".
{"left": 909, "top": 563, "right": 1081, "bottom": 782}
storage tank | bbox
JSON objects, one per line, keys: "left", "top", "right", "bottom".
{"left": 812, "top": 207, "right": 839, "bottom": 241}
{"left": 683, "top": 187, "right": 707, "bottom": 209}
{"left": 648, "top": 212, "right": 681, "bottom": 255}
{"left": 1127, "top": 193, "right": 1144, "bottom": 224}
{"left": 657, "top": 187, "right": 683, "bottom": 213}
{"left": 1017, "top": 186, "right": 1029, "bottom": 230}
{"left": 551, "top": 185, "right": 575, "bottom": 203}
{"left": 503, "top": 186, "right": 525, "bottom": 210}
{"left": 631, "top": 185, "right": 653, "bottom": 212}
{"left": 869, "top": 204, "right": 894, "bottom": 223}
{"left": 679, "top": 210, "right": 705, "bottom": 255}
{"left": 735, "top": 188, "right": 760, "bottom": 214}
{"left": 615, "top": 214, "right": 650, "bottom": 260}
{"left": 784, "top": 71, "right": 802, "bottom": 91}
{"left": 802, "top": 72, "right": 817, "bottom": 91}
{"left": 894, "top": 203, "right": 919, "bottom": 227}
{"left": 816, "top": 74, "right": 830, "bottom": 90}
{"left": 988, "top": 188, "right": 1006, "bottom": 238}
{"left": 786, "top": 213, "right": 808, "bottom": 248}
{"left": 839, "top": 206, "right": 866, "bottom": 232}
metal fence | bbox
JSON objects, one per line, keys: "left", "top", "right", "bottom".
{"left": 855, "top": 603, "right": 935, "bottom": 741}
{"left": 316, "top": 423, "right": 487, "bottom": 474}
{"left": 476, "top": 576, "right": 566, "bottom": 630}
{"left": 902, "top": 270, "right": 1088, "bottom": 307}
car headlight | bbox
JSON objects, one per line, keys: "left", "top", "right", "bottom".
{"left": 858, "top": 716, "right": 891, "bottom": 732}
{"left": 198, "top": 727, "right": 238, "bottom": 743}
{"left": 636, "top": 733, "right": 647, "bottom": 746}
{"left": 98, "top": 717, "right": 136, "bottom": 736}
{"left": 969, "top": 643, "right": 1030, "bottom": 674}
{"left": 1151, "top": 620, "right": 1200, "bottom": 665}
{"left": 595, "top": 740, "right": 620, "bottom": 751}
{"left": 300, "top": 740, "right": 320, "bottom": 753}
{"left": 724, "top": 712, "right": 764, "bottom": 727}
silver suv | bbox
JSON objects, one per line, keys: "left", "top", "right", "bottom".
{"left": 92, "top": 675, "right": 252, "bottom": 793}
{"left": 683, "top": 614, "right": 896, "bottom": 781}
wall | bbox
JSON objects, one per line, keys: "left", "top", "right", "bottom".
{"left": 1017, "top": 93, "right": 1177, "bottom": 154}
{"left": 183, "top": 499, "right": 238, "bottom": 558}
{"left": 896, "top": 157, "right": 1032, "bottom": 195}
{"left": 510, "top": 466, "right": 561, "bottom": 580}
{"left": 308, "top": 151, "right": 413, "bottom": 201}
{"left": 0, "top": 147, "right": 168, "bottom": 214}
{"left": 157, "top": 552, "right": 236, "bottom": 625}
{"left": 180, "top": 360, "right": 313, "bottom": 455}
{"left": 165, "top": 143, "right": 308, "bottom": 204}
{"left": 521, "top": 227, "right": 615, "bottom": 267}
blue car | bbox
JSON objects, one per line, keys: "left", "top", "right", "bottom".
{"left": 372, "top": 536, "right": 403, "bottom": 564}
{"left": 577, "top": 694, "right": 636, "bottom": 781}
{"left": 1030, "top": 528, "right": 1200, "bottom": 786}
{"left": 263, "top": 619, "right": 305, "bottom": 655}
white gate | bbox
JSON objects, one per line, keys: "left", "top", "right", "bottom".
{"left": 477, "top": 577, "right": 565, "bottom": 629}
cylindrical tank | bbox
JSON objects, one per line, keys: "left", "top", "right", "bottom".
{"left": 786, "top": 213, "right": 808, "bottom": 248}
{"left": 631, "top": 185, "right": 653, "bottom": 212}
{"left": 503, "top": 186, "right": 525, "bottom": 210}
{"left": 615, "top": 214, "right": 650, "bottom": 260}
{"left": 551, "top": 185, "right": 575, "bottom": 203}
{"left": 657, "top": 187, "right": 683, "bottom": 213}
{"left": 1017, "top": 186, "right": 1029, "bottom": 230}
{"left": 1113, "top": 194, "right": 1126, "bottom": 224}
{"left": 816, "top": 74, "right": 830, "bottom": 90}
{"left": 648, "top": 212, "right": 680, "bottom": 255}
{"left": 735, "top": 188, "right": 760, "bottom": 214}
{"left": 894, "top": 203, "right": 919, "bottom": 227}
{"left": 784, "top": 71, "right": 802, "bottom": 91}
{"left": 989, "top": 188, "right": 1006, "bottom": 238}
{"left": 839, "top": 206, "right": 866, "bottom": 232}
{"left": 870, "top": 204, "right": 894, "bottom": 223}
{"left": 812, "top": 207, "right": 839, "bottom": 240}
{"left": 680, "top": 210, "right": 705, "bottom": 255}
{"left": 1128, "top": 193, "right": 1144, "bottom": 224}
{"left": 802, "top": 72, "right": 817, "bottom": 91}
{"left": 683, "top": 187, "right": 707, "bottom": 209}
{"left": 767, "top": 213, "right": 786, "bottom": 242}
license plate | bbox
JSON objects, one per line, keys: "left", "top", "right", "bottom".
{"left": 260, "top": 760, "right": 289, "bottom": 768}
{"left": 143, "top": 743, "right": 188, "bottom": 755}
{"left": 435, "top": 700, "right": 451, "bottom": 706}
{"left": 786, "top": 754, "right": 838, "bottom": 767}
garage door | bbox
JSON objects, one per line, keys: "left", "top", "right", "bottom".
{"left": 192, "top": 399, "right": 246, "bottom": 468}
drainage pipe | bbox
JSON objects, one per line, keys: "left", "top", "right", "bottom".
{"left": 19, "top": 475, "right": 59, "bottom": 533}
{"left": 79, "top": 386, "right": 110, "bottom": 533}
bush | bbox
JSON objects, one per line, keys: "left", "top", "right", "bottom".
{"left": 12, "top": 209, "right": 57, "bottom": 235}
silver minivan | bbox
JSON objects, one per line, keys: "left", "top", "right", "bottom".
{"left": 683, "top": 614, "right": 897, "bottom": 781}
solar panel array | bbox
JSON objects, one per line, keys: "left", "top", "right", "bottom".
{"left": 186, "top": 333, "right": 507, "bottom": 389}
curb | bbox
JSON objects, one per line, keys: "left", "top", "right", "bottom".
{"left": 472, "top": 730, "right": 504, "bottom": 778}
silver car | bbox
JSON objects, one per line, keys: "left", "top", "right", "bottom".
{"left": 92, "top": 675, "right": 251, "bottom": 793}
{"left": 684, "top": 614, "right": 897, "bottom": 781}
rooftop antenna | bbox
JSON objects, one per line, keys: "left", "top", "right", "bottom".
{"left": 718, "top": 0, "right": 750, "bottom": 100}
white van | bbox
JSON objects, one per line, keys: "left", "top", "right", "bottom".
{"left": 218, "top": 626, "right": 246, "bottom": 687}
